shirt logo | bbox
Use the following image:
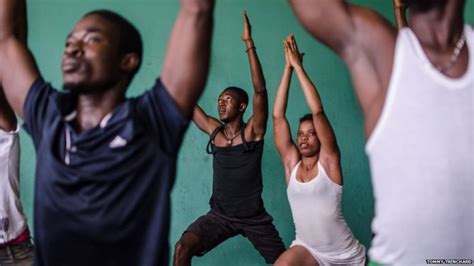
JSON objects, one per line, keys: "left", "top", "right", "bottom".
{"left": 109, "top": 135, "right": 127, "bottom": 149}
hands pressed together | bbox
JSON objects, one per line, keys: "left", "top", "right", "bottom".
{"left": 283, "top": 35, "right": 304, "bottom": 69}
{"left": 393, "top": 0, "right": 406, "bottom": 8}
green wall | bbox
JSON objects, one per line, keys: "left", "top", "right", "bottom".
{"left": 18, "top": 1, "right": 474, "bottom": 265}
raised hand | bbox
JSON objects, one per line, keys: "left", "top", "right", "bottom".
{"left": 285, "top": 35, "right": 304, "bottom": 68}
{"left": 392, "top": 0, "right": 408, "bottom": 29}
{"left": 283, "top": 40, "right": 291, "bottom": 68}
{"left": 393, "top": 0, "right": 406, "bottom": 8}
{"left": 242, "top": 10, "right": 252, "bottom": 42}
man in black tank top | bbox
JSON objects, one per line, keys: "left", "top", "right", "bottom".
{"left": 173, "top": 12, "right": 285, "bottom": 266}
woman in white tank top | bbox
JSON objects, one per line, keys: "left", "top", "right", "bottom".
{"left": 272, "top": 35, "right": 365, "bottom": 266}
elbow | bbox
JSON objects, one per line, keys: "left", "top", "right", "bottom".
{"left": 0, "top": 29, "right": 24, "bottom": 45}
{"left": 181, "top": 0, "right": 215, "bottom": 15}
{"left": 254, "top": 88, "right": 267, "bottom": 97}
{"left": 0, "top": 19, "right": 27, "bottom": 44}
{"left": 311, "top": 109, "right": 324, "bottom": 118}
{"left": 310, "top": 109, "right": 326, "bottom": 122}
{"left": 272, "top": 113, "right": 286, "bottom": 124}
{"left": 272, "top": 112, "right": 282, "bottom": 120}
{"left": 288, "top": 0, "right": 323, "bottom": 26}
{"left": 253, "top": 84, "right": 266, "bottom": 94}
{"left": 252, "top": 79, "right": 266, "bottom": 92}
{"left": 0, "top": 32, "right": 13, "bottom": 44}
{"left": 288, "top": 0, "right": 297, "bottom": 9}
{"left": 288, "top": 0, "right": 306, "bottom": 25}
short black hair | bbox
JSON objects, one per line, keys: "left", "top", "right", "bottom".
{"left": 84, "top": 10, "right": 143, "bottom": 75}
{"left": 222, "top": 86, "right": 249, "bottom": 105}
{"left": 406, "top": 0, "right": 448, "bottom": 12}
{"left": 299, "top": 113, "right": 313, "bottom": 123}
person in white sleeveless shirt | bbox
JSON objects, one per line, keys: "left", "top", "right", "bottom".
{"left": 288, "top": 0, "right": 473, "bottom": 264}
{"left": 0, "top": 88, "right": 34, "bottom": 265}
{"left": 273, "top": 35, "right": 366, "bottom": 266}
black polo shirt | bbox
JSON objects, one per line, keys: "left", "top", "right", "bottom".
{"left": 23, "top": 78, "right": 189, "bottom": 266}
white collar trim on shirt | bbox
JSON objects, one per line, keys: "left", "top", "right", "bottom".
{"left": 64, "top": 111, "right": 113, "bottom": 128}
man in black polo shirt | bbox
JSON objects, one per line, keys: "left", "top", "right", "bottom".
{"left": 173, "top": 12, "right": 285, "bottom": 266}
{"left": 0, "top": 0, "right": 214, "bottom": 265}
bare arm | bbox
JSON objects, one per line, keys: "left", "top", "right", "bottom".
{"left": 192, "top": 105, "right": 221, "bottom": 135}
{"left": 287, "top": 0, "right": 391, "bottom": 61}
{"left": 272, "top": 40, "right": 300, "bottom": 182}
{"left": 288, "top": 36, "right": 339, "bottom": 157}
{"left": 393, "top": 0, "right": 408, "bottom": 30}
{"left": 287, "top": 0, "right": 357, "bottom": 59}
{"left": 0, "top": 87, "right": 17, "bottom": 131}
{"left": 161, "top": 0, "right": 214, "bottom": 119}
{"left": 242, "top": 11, "right": 268, "bottom": 139}
{"left": 287, "top": 35, "right": 342, "bottom": 184}
{"left": 288, "top": 0, "right": 397, "bottom": 136}
{"left": 0, "top": 0, "right": 40, "bottom": 118}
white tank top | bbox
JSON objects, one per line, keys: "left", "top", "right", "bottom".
{"left": 287, "top": 161, "right": 362, "bottom": 260}
{"left": 0, "top": 128, "right": 27, "bottom": 244}
{"left": 366, "top": 25, "right": 474, "bottom": 264}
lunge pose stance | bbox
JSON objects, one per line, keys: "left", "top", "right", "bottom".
{"left": 0, "top": 89, "right": 34, "bottom": 265}
{"left": 173, "top": 12, "right": 285, "bottom": 266}
{"left": 288, "top": 0, "right": 473, "bottom": 264}
{"left": 0, "top": 0, "right": 214, "bottom": 265}
{"left": 273, "top": 35, "right": 366, "bottom": 266}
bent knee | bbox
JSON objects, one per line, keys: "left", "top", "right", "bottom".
{"left": 274, "top": 256, "right": 292, "bottom": 266}
{"left": 174, "top": 240, "right": 191, "bottom": 257}
{"left": 174, "top": 233, "right": 202, "bottom": 258}
{"left": 173, "top": 240, "right": 194, "bottom": 266}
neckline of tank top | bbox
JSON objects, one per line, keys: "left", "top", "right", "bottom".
{"left": 211, "top": 139, "right": 263, "bottom": 150}
{"left": 405, "top": 25, "right": 472, "bottom": 88}
{"left": 292, "top": 160, "right": 322, "bottom": 185}
{"left": 0, "top": 125, "right": 20, "bottom": 136}
{"left": 292, "top": 161, "right": 343, "bottom": 188}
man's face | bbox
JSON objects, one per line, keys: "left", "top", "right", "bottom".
{"left": 217, "top": 91, "right": 243, "bottom": 123}
{"left": 62, "top": 14, "right": 123, "bottom": 93}
{"left": 296, "top": 120, "right": 321, "bottom": 157}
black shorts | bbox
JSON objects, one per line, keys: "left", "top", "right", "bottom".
{"left": 185, "top": 210, "right": 286, "bottom": 264}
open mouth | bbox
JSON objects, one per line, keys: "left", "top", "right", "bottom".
{"left": 219, "top": 107, "right": 226, "bottom": 114}
{"left": 62, "top": 58, "right": 82, "bottom": 73}
{"left": 299, "top": 143, "right": 308, "bottom": 149}
{"left": 63, "top": 60, "right": 80, "bottom": 73}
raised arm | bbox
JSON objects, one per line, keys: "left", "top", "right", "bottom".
{"left": 393, "top": 0, "right": 408, "bottom": 30}
{"left": 288, "top": 0, "right": 397, "bottom": 136}
{"left": 192, "top": 105, "right": 221, "bottom": 135}
{"left": 287, "top": 36, "right": 340, "bottom": 160}
{"left": 287, "top": 0, "right": 360, "bottom": 60}
{"left": 272, "top": 40, "right": 300, "bottom": 182}
{"left": 0, "top": 87, "right": 17, "bottom": 131}
{"left": 161, "top": 0, "right": 214, "bottom": 119}
{"left": 242, "top": 11, "right": 268, "bottom": 139}
{"left": 0, "top": 0, "right": 40, "bottom": 117}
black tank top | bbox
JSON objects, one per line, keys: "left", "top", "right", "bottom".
{"left": 206, "top": 125, "right": 264, "bottom": 217}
